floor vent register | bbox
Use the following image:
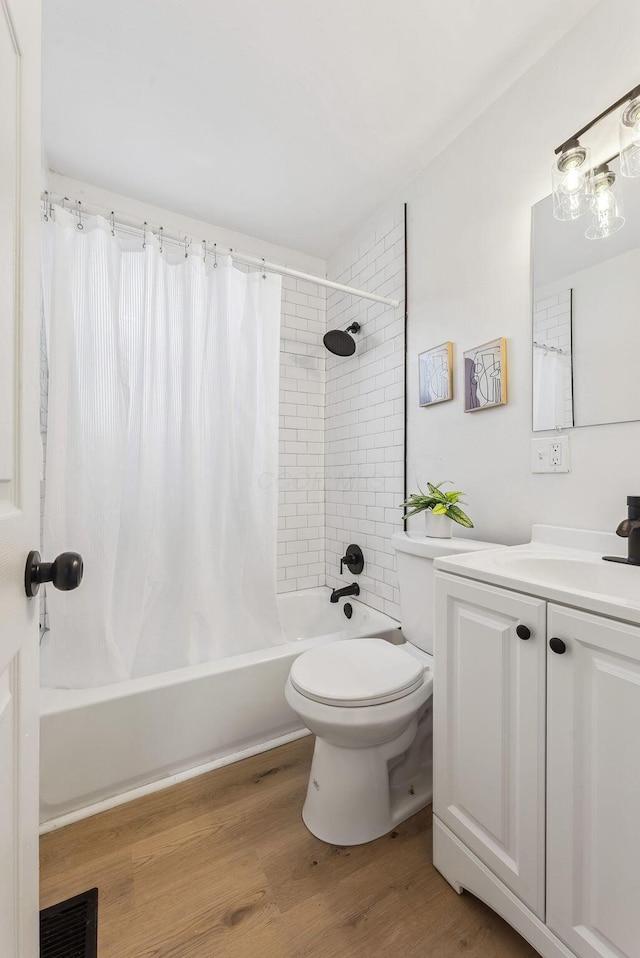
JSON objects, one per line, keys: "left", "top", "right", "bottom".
{"left": 40, "top": 887, "right": 98, "bottom": 958}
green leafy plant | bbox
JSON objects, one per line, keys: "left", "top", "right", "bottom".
{"left": 400, "top": 481, "right": 473, "bottom": 528}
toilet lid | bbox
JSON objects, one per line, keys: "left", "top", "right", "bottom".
{"left": 289, "top": 638, "right": 424, "bottom": 707}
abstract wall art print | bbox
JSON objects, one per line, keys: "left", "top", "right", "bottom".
{"left": 463, "top": 337, "right": 507, "bottom": 412}
{"left": 418, "top": 342, "right": 453, "bottom": 406}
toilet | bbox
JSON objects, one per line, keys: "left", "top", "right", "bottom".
{"left": 285, "top": 531, "right": 499, "bottom": 845}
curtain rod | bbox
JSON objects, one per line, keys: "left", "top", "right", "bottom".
{"left": 533, "top": 341, "right": 564, "bottom": 354}
{"left": 41, "top": 193, "right": 401, "bottom": 309}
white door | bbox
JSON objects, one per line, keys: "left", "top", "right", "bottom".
{"left": 433, "top": 572, "right": 547, "bottom": 918}
{"left": 0, "top": 0, "right": 41, "bottom": 955}
{"left": 547, "top": 604, "right": 640, "bottom": 958}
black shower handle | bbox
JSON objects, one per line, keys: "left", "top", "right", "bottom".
{"left": 340, "top": 553, "right": 358, "bottom": 575}
{"left": 339, "top": 544, "right": 364, "bottom": 576}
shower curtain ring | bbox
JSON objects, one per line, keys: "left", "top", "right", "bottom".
{"left": 42, "top": 191, "right": 49, "bottom": 222}
{"left": 142, "top": 222, "right": 147, "bottom": 249}
{"left": 202, "top": 239, "right": 207, "bottom": 262}
{"left": 213, "top": 243, "right": 217, "bottom": 268}
{"left": 110, "top": 211, "right": 115, "bottom": 237}
{"left": 159, "top": 226, "right": 164, "bottom": 253}
{"left": 76, "top": 200, "right": 84, "bottom": 230}
{"left": 262, "top": 257, "right": 266, "bottom": 280}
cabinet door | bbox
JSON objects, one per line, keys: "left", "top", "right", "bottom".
{"left": 547, "top": 605, "right": 640, "bottom": 958}
{"left": 434, "top": 573, "right": 547, "bottom": 918}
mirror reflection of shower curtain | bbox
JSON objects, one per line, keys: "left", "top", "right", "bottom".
{"left": 41, "top": 209, "right": 283, "bottom": 688}
{"left": 532, "top": 348, "right": 571, "bottom": 431}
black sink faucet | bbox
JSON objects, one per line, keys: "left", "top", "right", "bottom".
{"left": 330, "top": 583, "right": 360, "bottom": 603}
{"left": 603, "top": 496, "right": 640, "bottom": 566}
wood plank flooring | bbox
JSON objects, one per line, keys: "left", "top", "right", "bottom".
{"left": 40, "top": 736, "right": 539, "bottom": 957}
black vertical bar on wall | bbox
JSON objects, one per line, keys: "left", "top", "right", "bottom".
{"left": 403, "top": 202, "right": 408, "bottom": 531}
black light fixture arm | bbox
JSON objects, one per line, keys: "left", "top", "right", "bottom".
{"left": 555, "top": 82, "right": 640, "bottom": 155}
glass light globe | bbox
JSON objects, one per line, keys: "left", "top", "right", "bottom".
{"left": 594, "top": 187, "right": 615, "bottom": 213}
{"left": 552, "top": 142, "right": 593, "bottom": 220}
{"left": 585, "top": 167, "right": 625, "bottom": 239}
{"left": 620, "top": 95, "right": 640, "bottom": 178}
{"left": 562, "top": 166, "right": 585, "bottom": 194}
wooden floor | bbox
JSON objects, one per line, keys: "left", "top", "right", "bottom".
{"left": 40, "top": 737, "right": 539, "bottom": 958}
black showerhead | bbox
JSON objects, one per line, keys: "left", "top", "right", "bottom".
{"left": 323, "top": 322, "right": 360, "bottom": 356}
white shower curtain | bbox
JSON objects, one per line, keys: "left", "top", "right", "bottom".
{"left": 42, "top": 209, "right": 283, "bottom": 688}
{"left": 533, "top": 348, "right": 571, "bottom": 431}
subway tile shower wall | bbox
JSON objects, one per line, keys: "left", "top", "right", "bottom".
{"left": 324, "top": 206, "right": 405, "bottom": 619}
{"left": 277, "top": 278, "right": 327, "bottom": 593}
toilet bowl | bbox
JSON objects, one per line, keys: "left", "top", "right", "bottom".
{"left": 286, "top": 532, "right": 500, "bottom": 846}
{"left": 285, "top": 638, "right": 433, "bottom": 845}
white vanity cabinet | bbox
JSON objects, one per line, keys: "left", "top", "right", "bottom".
{"left": 434, "top": 567, "right": 640, "bottom": 958}
{"left": 433, "top": 573, "right": 547, "bottom": 918}
{"left": 546, "top": 604, "right": 640, "bottom": 958}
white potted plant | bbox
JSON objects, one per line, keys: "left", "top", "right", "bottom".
{"left": 400, "top": 481, "right": 473, "bottom": 538}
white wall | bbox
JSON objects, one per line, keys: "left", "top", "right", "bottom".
{"left": 325, "top": 206, "right": 405, "bottom": 618}
{"left": 46, "top": 173, "right": 325, "bottom": 273}
{"left": 399, "top": 0, "right": 640, "bottom": 544}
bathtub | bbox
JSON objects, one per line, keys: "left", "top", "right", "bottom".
{"left": 40, "top": 587, "right": 400, "bottom": 830}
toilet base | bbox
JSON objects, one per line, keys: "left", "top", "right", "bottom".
{"left": 301, "top": 715, "right": 432, "bottom": 845}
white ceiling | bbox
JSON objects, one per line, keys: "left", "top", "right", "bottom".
{"left": 43, "top": 0, "right": 600, "bottom": 258}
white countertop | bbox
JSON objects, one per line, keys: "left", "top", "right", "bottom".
{"left": 434, "top": 524, "right": 640, "bottom": 626}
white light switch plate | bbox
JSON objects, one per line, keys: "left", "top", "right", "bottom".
{"left": 531, "top": 435, "right": 570, "bottom": 473}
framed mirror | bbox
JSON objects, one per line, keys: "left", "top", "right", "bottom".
{"left": 531, "top": 156, "right": 640, "bottom": 430}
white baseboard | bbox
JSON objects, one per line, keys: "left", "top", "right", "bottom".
{"left": 433, "top": 817, "right": 577, "bottom": 958}
{"left": 39, "top": 728, "right": 311, "bottom": 834}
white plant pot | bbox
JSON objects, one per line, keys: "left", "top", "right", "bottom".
{"left": 424, "top": 511, "right": 453, "bottom": 538}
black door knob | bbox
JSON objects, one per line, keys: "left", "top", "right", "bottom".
{"left": 24, "top": 550, "right": 83, "bottom": 598}
{"left": 516, "top": 624, "right": 531, "bottom": 640}
{"left": 549, "top": 637, "right": 567, "bottom": 655}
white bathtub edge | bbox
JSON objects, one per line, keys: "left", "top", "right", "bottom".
{"left": 39, "top": 727, "right": 311, "bottom": 835}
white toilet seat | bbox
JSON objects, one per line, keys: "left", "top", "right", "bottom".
{"left": 289, "top": 638, "right": 424, "bottom": 707}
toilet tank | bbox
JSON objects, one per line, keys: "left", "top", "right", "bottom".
{"left": 391, "top": 532, "right": 501, "bottom": 654}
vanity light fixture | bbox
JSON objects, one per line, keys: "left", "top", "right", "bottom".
{"left": 585, "top": 163, "right": 625, "bottom": 240}
{"left": 620, "top": 93, "right": 640, "bottom": 177}
{"left": 552, "top": 82, "right": 640, "bottom": 237}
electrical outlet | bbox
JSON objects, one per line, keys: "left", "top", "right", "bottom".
{"left": 531, "top": 436, "right": 570, "bottom": 473}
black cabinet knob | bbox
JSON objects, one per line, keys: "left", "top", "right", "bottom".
{"left": 24, "top": 550, "right": 83, "bottom": 598}
{"left": 516, "top": 624, "right": 531, "bottom": 640}
{"left": 549, "top": 637, "right": 567, "bottom": 655}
